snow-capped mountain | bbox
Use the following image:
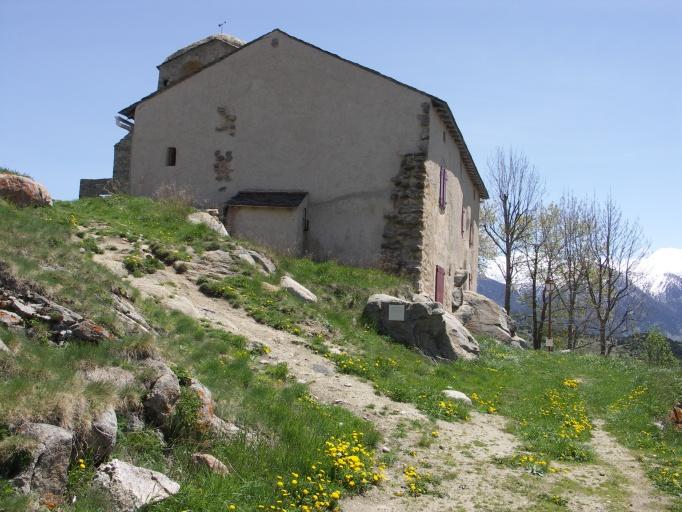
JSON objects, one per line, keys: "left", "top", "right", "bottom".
{"left": 636, "top": 248, "right": 682, "bottom": 298}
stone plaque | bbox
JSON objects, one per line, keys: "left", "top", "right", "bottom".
{"left": 388, "top": 304, "right": 405, "bottom": 322}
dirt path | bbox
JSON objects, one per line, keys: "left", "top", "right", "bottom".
{"left": 93, "top": 240, "right": 672, "bottom": 511}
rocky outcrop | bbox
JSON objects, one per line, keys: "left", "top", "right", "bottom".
{"left": 0, "top": 267, "right": 117, "bottom": 345}
{"left": 281, "top": 276, "right": 318, "bottom": 303}
{"left": 11, "top": 423, "right": 73, "bottom": 496}
{"left": 93, "top": 459, "right": 180, "bottom": 512}
{"left": 191, "top": 453, "right": 230, "bottom": 475}
{"left": 454, "top": 291, "right": 527, "bottom": 348}
{"left": 187, "top": 212, "right": 228, "bottom": 236}
{"left": 363, "top": 294, "right": 479, "bottom": 360}
{"left": 0, "top": 174, "right": 52, "bottom": 207}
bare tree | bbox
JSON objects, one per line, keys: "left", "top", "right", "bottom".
{"left": 556, "top": 193, "right": 590, "bottom": 349}
{"left": 520, "top": 203, "right": 563, "bottom": 349}
{"left": 581, "top": 196, "right": 648, "bottom": 355}
{"left": 482, "top": 147, "right": 543, "bottom": 314}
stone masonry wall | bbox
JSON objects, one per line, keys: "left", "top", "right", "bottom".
{"left": 79, "top": 178, "right": 113, "bottom": 198}
{"left": 112, "top": 132, "right": 132, "bottom": 193}
{"left": 380, "top": 153, "right": 428, "bottom": 284}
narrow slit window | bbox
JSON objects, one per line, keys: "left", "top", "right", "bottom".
{"left": 166, "top": 147, "right": 177, "bottom": 167}
{"left": 461, "top": 206, "right": 465, "bottom": 237}
{"left": 469, "top": 219, "right": 474, "bottom": 247}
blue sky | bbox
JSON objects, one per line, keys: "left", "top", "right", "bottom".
{"left": 1, "top": 0, "right": 680, "bottom": 250}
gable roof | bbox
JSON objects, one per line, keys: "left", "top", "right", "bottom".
{"left": 120, "top": 29, "right": 488, "bottom": 199}
{"left": 226, "top": 191, "right": 308, "bottom": 208}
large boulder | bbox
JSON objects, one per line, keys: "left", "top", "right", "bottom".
{"left": 92, "top": 459, "right": 180, "bottom": 512}
{"left": 187, "top": 212, "right": 228, "bottom": 237}
{"left": 454, "top": 291, "right": 527, "bottom": 348}
{"left": 11, "top": 423, "right": 73, "bottom": 496}
{"left": 0, "top": 174, "right": 52, "bottom": 207}
{"left": 363, "top": 294, "right": 479, "bottom": 360}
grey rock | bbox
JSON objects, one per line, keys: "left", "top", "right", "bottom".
{"left": 452, "top": 270, "right": 469, "bottom": 288}
{"left": 237, "top": 252, "right": 257, "bottom": 267}
{"left": 442, "top": 389, "right": 473, "bottom": 405}
{"left": 111, "top": 294, "right": 152, "bottom": 335}
{"left": 8, "top": 297, "right": 37, "bottom": 318}
{"left": 454, "top": 291, "right": 527, "bottom": 347}
{"left": 93, "top": 459, "right": 180, "bottom": 512}
{"left": 187, "top": 212, "right": 228, "bottom": 237}
{"left": 248, "top": 250, "right": 276, "bottom": 274}
{"left": 0, "top": 338, "right": 10, "bottom": 354}
{"left": 451, "top": 287, "right": 464, "bottom": 311}
{"left": 11, "top": 423, "right": 73, "bottom": 496}
{"left": 83, "top": 405, "right": 118, "bottom": 463}
{"left": 144, "top": 366, "right": 180, "bottom": 427}
{"left": 191, "top": 453, "right": 230, "bottom": 475}
{"left": 363, "top": 294, "right": 479, "bottom": 361}
{"left": 280, "top": 276, "right": 317, "bottom": 303}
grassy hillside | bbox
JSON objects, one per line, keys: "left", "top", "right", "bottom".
{"left": 0, "top": 195, "right": 680, "bottom": 511}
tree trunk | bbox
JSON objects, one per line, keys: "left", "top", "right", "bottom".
{"left": 599, "top": 323, "right": 607, "bottom": 356}
{"left": 504, "top": 252, "right": 512, "bottom": 314}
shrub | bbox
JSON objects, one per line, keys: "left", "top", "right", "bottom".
{"left": 642, "top": 329, "right": 676, "bottom": 366}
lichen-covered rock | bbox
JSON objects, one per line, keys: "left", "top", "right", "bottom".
{"left": 11, "top": 423, "right": 73, "bottom": 496}
{"left": 189, "top": 379, "right": 242, "bottom": 438}
{"left": 191, "top": 453, "right": 230, "bottom": 475}
{"left": 92, "top": 459, "right": 180, "bottom": 512}
{"left": 454, "top": 291, "right": 527, "bottom": 348}
{"left": 363, "top": 294, "right": 479, "bottom": 360}
{"left": 187, "top": 212, "right": 228, "bottom": 236}
{"left": 72, "top": 319, "right": 114, "bottom": 343}
{"left": 280, "top": 276, "right": 317, "bottom": 303}
{"left": 0, "top": 309, "right": 23, "bottom": 327}
{"left": 0, "top": 174, "right": 53, "bottom": 207}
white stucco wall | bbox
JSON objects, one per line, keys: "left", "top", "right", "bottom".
{"left": 129, "top": 31, "right": 428, "bottom": 267}
{"left": 421, "top": 111, "right": 481, "bottom": 308}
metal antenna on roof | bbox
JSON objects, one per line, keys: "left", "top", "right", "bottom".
{"left": 218, "top": 20, "right": 227, "bottom": 34}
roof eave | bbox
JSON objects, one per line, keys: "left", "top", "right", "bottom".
{"left": 430, "top": 98, "right": 489, "bottom": 199}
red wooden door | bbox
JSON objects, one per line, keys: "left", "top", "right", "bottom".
{"left": 435, "top": 265, "right": 445, "bottom": 304}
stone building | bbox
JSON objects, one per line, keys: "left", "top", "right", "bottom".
{"left": 80, "top": 29, "right": 488, "bottom": 310}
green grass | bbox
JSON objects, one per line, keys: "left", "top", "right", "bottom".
{"left": 203, "top": 243, "right": 682, "bottom": 501}
{"left": 0, "top": 194, "right": 680, "bottom": 509}
{"left": 0, "top": 197, "right": 382, "bottom": 511}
